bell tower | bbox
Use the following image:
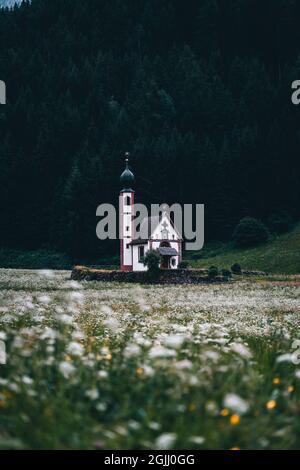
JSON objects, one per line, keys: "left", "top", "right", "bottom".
{"left": 119, "top": 153, "right": 135, "bottom": 271}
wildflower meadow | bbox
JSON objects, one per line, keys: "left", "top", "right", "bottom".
{"left": 0, "top": 269, "right": 300, "bottom": 450}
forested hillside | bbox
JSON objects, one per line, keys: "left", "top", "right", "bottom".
{"left": 0, "top": 0, "right": 299, "bottom": 259}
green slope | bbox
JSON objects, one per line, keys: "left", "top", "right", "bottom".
{"left": 186, "top": 223, "right": 300, "bottom": 274}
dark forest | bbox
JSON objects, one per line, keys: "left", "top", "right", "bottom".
{"left": 0, "top": 0, "right": 299, "bottom": 260}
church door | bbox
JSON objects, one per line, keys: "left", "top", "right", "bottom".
{"left": 161, "top": 256, "right": 169, "bottom": 269}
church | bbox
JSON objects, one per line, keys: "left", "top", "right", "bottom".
{"left": 119, "top": 155, "right": 183, "bottom": 272}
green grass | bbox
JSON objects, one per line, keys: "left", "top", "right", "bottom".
{"left": 186, "top": 224, "right": 300, "bottom": 274}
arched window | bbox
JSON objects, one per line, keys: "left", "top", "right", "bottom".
{"left": 160, "top": 241, "right": 171, "bottom": 248}
{"left": 125, "top": 195, "right": 131, "bottom": 206}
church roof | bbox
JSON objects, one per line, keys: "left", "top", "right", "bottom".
{"left": 129, "top": 239, "right": 148, "bottom": 246}
{"left": 158, "top": 247, "right": 179, "bottom": 256}
{"left": 120, "top": 153, "right": 135, "bottom": 192}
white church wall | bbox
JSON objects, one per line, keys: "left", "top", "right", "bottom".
{"left": 123, "top": 240, "right": 133, "bottom": 266}
{"left": 132, "top": 243, "right": 149, "bottom": 271}
{"left": 120, "top": 192, "right": 134, "bottom": 268}
{"left": 151, "top": 240, "right": 180, "bottom": 251}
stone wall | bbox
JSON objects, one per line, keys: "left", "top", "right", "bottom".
{"left": 71, "top": 266, "right": 229, "bottom": 285}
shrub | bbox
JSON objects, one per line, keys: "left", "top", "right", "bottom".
{"left": 208, "top": 265, "right": 219, "bottom": 279}
{"left": 179, "top": 261, "right": 189, "bottom": 269}
{"left": 143, "top": 250, "right": 161, "bottom": 280}
{"left": 231, "top": 263, "right": 242, "bottom": 275}
{"left": 267, "top": 211, "right": 293, "bottom": 234}
{"left": 221, "top": 269, "right": 232, "bottom": 279}
{"left": 232, "top": 217, "right": 269, "bottom": 248}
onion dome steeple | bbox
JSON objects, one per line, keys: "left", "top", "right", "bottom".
{"left": 120, "top": 152, "right": 135, "bottom": 192}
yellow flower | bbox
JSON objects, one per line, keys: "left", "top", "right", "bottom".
{"left": 188, "top": 403, "right": 196, "bottom": 412}
{"left": 220, "top": 408, "right": 229, "bottom": 417}
{"left": 44, "top": 407, "right": 53, "bottom": 418}
{"left": 230, "top": 415, "right": 241, "bottom": 426}
{"left": 136, "top": 367, "right": 144, "bottom": 376}
{"left": 266, "top": 400, "right": 277, "bottom": 410}
{"left": 273, "top": 377, "right": 281, "bottom": 385}
{"left": 87, "top": 337, "right": 96, "bottom": 352}
{"left": 0, "top": 390, "right": 13, "bottom": 409}
{"left": 3, "top": 390, "right": 13, "bottom": 400}
{"left": 288, "top": 386, "right": 295, "bottom": 393}
{"left": 105, "top": 353, "right": 112, "bottom": 361}
{"left": 229, "top": 447, "right": 241, "bottom": 451}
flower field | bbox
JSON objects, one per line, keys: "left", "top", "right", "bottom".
{"left": 0, "top": 269, "right": 300, "bottom": 450}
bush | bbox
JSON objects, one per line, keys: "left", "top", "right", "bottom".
{"left": 268, "top": 211, "right": 293, "bottom": 234}
{"left": 143, "top": 250, "right": 161, "bottom": 280}
{"left": 232, "top": 217, "right": 269, "bottom": 248}
{"left": 221, "top": 269, "right": 232, "bottom": 279}
{"left": 231, "top": 263, "right": 242, "bottom": 275}
{"left": 179, "top": 261, "right": 189, "bottom": 269}
{"left": 208, "top": 265, "right": 219, "bottom": 279}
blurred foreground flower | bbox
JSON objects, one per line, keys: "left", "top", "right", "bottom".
{"left": 266, "top": 400, "right": 277, "bottom": 410}
{"left": 155, "top": 433, "right": 177, "bottom": 450}
{"left": 59, "top": 361, "right": 75, "bottom": 378}
{"left": 223, "top": 394, "right": 249, "bottom": 415}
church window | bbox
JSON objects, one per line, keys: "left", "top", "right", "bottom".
{"left": 125, "top": 196, "right": 131, "bottom": 206}
{"left": 138, "top": 246, "right": 144, "bottom": 262}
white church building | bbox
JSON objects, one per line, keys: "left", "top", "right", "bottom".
{"left": 119, "top": 155, "right": 182, "bottom": 272}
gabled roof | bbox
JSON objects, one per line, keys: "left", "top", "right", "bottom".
{"left": 158, "top": 247, "right": 179, "bottom": 256}
{"left": 139, "top": 216, "right": 160, "bottom": 239}
{"left": 129, "top": 239, "right": 148, "bottom": 246}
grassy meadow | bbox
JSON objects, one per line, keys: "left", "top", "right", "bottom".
{"left": 0, "top": 269, "right": 300, "bottom": 450}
